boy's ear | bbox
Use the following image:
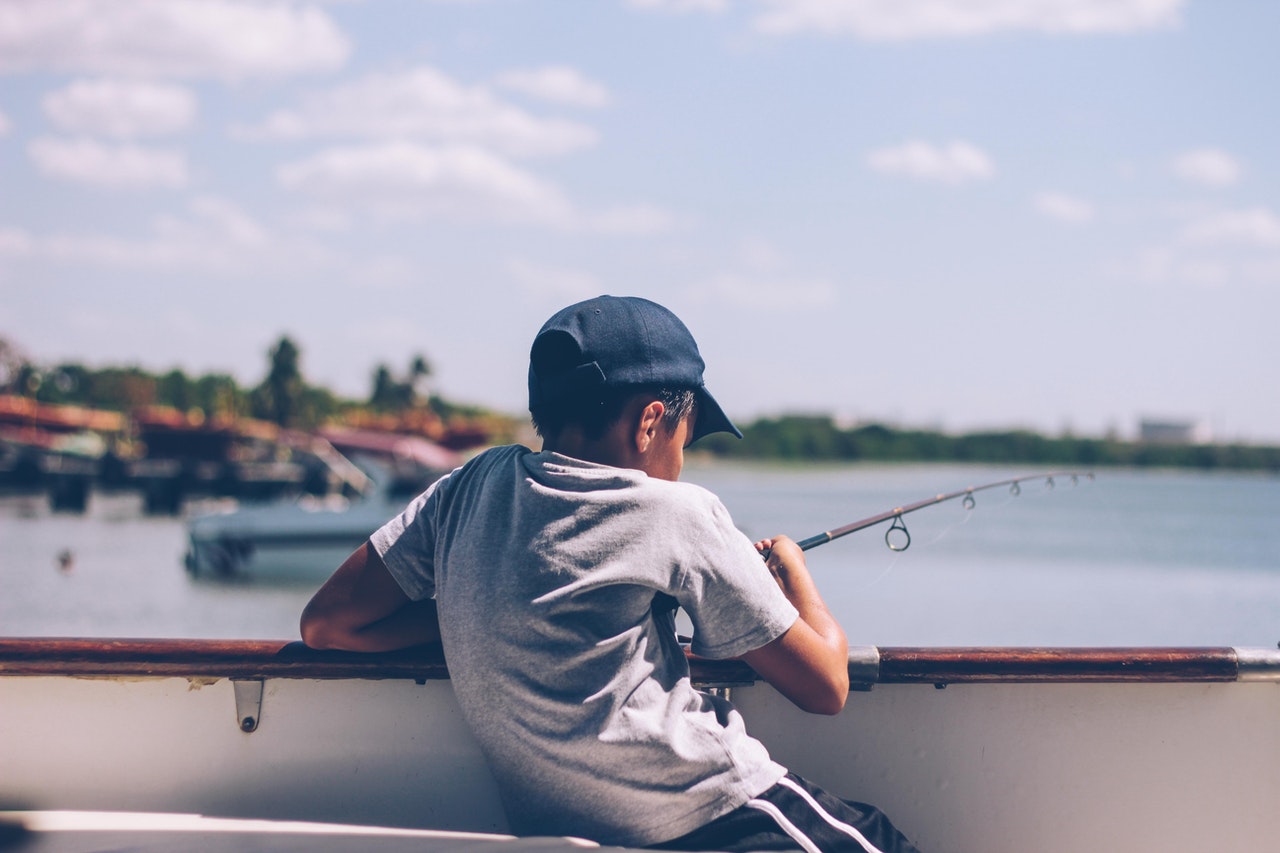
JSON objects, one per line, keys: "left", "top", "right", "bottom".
{"left": 633, "top": 400, "right": 666, "bottom": 453}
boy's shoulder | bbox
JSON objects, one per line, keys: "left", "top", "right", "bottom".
{"left": 452, "top": 443, "right": 532, "bottom": 477}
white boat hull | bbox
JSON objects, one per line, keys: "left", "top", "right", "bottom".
{"left": 742, "top": 681, "right": 1278, "bottom": 853}
{"left": 3, "top": 641, "right": 1278, "bottom": 853}
{"left": 184, "top": 497, "right": 400, "bottom": 581}
{"left": 3, "top": 676, "right": 505, "bottom": 833}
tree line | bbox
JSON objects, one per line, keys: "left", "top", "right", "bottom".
{"left": 0, "top": 334, "right": 488, "bottom": 431}
{"left": 696, "top": 415, "right": 1280, "bottom": 472}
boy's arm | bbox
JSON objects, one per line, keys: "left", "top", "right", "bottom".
{"left": 739, "top": 536, "right": 849, "bottom": 715}
{"left": 300, "top": 541, "right": 440, "bottom": 652}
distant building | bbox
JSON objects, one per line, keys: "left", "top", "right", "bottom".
{"left": 1138, "top": 418, "right": 1213, "bottom": 445}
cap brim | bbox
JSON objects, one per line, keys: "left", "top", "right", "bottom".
{"left": 691, "top": 386, "right": 742, "bottom": 443}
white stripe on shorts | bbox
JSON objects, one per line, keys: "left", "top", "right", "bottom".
{"left": 744, "top": 776, "right": 889, "bottom": 853}
{"left": 743, "top": 798, "right": 823, "bottom": 853}
{"left": 775, "top": 776, "right": 888, "bottom": 853}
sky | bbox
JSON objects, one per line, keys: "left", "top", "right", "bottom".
{"left": 1, "top": 0, "right": 1278, "bottom": 443}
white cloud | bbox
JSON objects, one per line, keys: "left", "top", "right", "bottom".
{"left": 736, "top": 238, "right": 785, "bottom": 270}
{"left": 43, "top": 79, "right": 197, "bottom": 138}
{"left": 28, "top": 137, "right": 188, "bottom": 189}
{"left": 0, "top": 109, "right": 11, "bottom": 136}
{"left": 1119, "top": 207, "right": 1280, "bottom": 289}
{"left": 0, "top": 198, "right": 334, "bottom": 275}
{"left": 154, "top": 196, "right": 268, "bottom": 247}
{"left": 275, "top": 141, "right": 678, "bottom": 233}
{"left": 39, "top": 231, "right": 198, "bottom": 268}
{"left": 0, "top": 221, "right": 226, "bottom": 270}
{"left": 1241, "top": 258, "right": 1280, "bottom": 286}
{"left": 1125, "top": 247, "right": 1255, "bottom": 289}
{"left": 0, "top": 199, "right": 431, "bottom": 308}
{"left": 1172, "top": 148, "right": 1242, "bottom": 189}
{"left": 347, "top": 255, "right": 421, "bottom": 291}
{"left": 688, "top": 239, "right": 838, "bottom": 309}
{"left": 506, "top": 258, "right": 600, "bottom": 301}
{"left": 586, "top": 204, "right": 680, "bottom": 235}
{"left": 694, "top": 271, "right": 837, "bottom": 309}
{"left": 287, "top": 207, "right": 354, "bottom": 234}
{"left": 1034, "top": 191, "right": 1094, "bottom": 223}
{"left": 627, "top": 0, "right": 728, "bottom": 13}
{"left": 238, "top": 67, "right": 597, "bottom": 158}
{"left": 867, "top": 140, "right": 994, "bottom": 184}
{"left": 276, "top": 141, "right": 574, "bottom": 224}
{"left": 753, "top": 0, "right": 1185, "bottom": 39}
{"left": 0, "top": 227, "right": 35, "bottom": 255}
{"left": 495, "top": 66, "right": 611, "bottom": 109}
{"left": 0, "top": 0, "right": 348, "bottom": 79}
{"left": 1180, "top": 208, "right": 1280, "bottom": 249}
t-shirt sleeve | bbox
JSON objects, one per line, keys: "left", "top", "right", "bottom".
{"left": 370, "top": 475, "right": 447, "bottom": 601}
{"left": 675, "top": 493, "right": 799, "bottom": 660}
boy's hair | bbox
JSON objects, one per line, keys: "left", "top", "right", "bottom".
{"left": 531, "top": 386, "right": 697, "bottom": 442}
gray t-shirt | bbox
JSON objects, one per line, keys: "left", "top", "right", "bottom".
{"left": 372, "top": 445, "right": 798, "bottom": 847}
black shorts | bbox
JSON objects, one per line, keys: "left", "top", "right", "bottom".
{"left": 647, "top": 773, "right": 923, "bottom": 853}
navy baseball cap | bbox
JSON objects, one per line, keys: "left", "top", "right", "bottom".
{"left": 528, "top": 295, "right": 742, "bottom": 442}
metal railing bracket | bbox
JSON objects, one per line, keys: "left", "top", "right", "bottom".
{"left": 232, "top": 678, "right": 264, "bottom": 733}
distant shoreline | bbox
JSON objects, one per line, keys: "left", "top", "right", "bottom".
{"left": 694, "top": 416, "right": 1280, "bottom": 472}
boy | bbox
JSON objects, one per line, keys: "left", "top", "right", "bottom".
{"left": 301, "top": 295, "right": 921, "bottom": 852}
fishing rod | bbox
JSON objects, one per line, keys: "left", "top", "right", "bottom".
{"left": 795, "top": 471, "right": 1095, "bottom": 553}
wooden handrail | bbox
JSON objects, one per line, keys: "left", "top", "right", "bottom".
{"left": 0, "top": 638, "right": 1259, "bottom": 684}
{"left": 874, "top": 646, "right": 1241, "bottom": 684}
{"left": 0, "top": 638, "right": 450, "bottom": 681}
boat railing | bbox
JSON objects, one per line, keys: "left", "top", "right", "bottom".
{"left": 2, "top": 638, "right": 1277, "bottom": 685}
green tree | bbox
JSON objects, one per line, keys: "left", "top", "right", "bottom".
{"left": 252, "top": 336, "right": 305, "bottom": 427}
{"left": 87, "top": 367, "right": 156, "bottom": 410}
{"left": 296, "top": 385, "right": 342, "bottom": 428}
{"left": 410, "top": 353, "right": 432, "bottom": 401}
{"left": 368, "top": 354, "right": 432, "bottom": 411}
{"left": 156, "top": 369, "right": 193, "bottom": 411}
{"left": 0, "top": 337, "right": 28, "bottom": 394}
{"left": 194, "top": 374, "right": 244, "bottom": 420}
{"left": 369, "top": 363, "right": 398, "bottom": 410}
{"left": 45, "top": 364, "right": 91, "bottom": 405}
{"left": 14, "top": 363, "right": 41, "bottom": 398}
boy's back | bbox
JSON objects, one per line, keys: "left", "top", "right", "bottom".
{"left": 372, "top": 444, "right": 797, "bottom": 846}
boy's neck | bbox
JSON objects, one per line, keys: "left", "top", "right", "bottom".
{"left": 542, "top": 426, "right": 637, "bottom": 471}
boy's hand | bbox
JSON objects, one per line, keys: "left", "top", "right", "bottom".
{"left": 753, "top": 536, "right": 805, "bottom": 591}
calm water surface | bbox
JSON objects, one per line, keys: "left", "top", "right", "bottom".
{"left": 1, "top": 461, "right": 1277, "bottom": 647}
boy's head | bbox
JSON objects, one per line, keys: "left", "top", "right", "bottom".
{"left": 528, "top": 296, "right": 741, "bottom": 445}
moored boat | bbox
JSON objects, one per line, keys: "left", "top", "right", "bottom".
{"left": 183, "top": 431, "right": 462, "bottom": 580}
{"left": 2, "top": 638, "right": 1277, "bottom": 852}
{"left": 183, "top": 491, "right": 407, "bottom": 580}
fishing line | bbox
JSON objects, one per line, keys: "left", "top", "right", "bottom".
{"left": 851, "top": 492, "right": 976, "bottom": 591}
{"left": 912, "top": 497, "right": 977, "bottom": 548}
{"left": 904, "top": 475, "right": 1064, "bottom": 555}
{"left": 856, "top": 551, "right": 904, "bottom": 592}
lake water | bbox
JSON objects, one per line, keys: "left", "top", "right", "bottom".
{"left": 2, "top": 461, "right": 1277, "bottom": 648}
